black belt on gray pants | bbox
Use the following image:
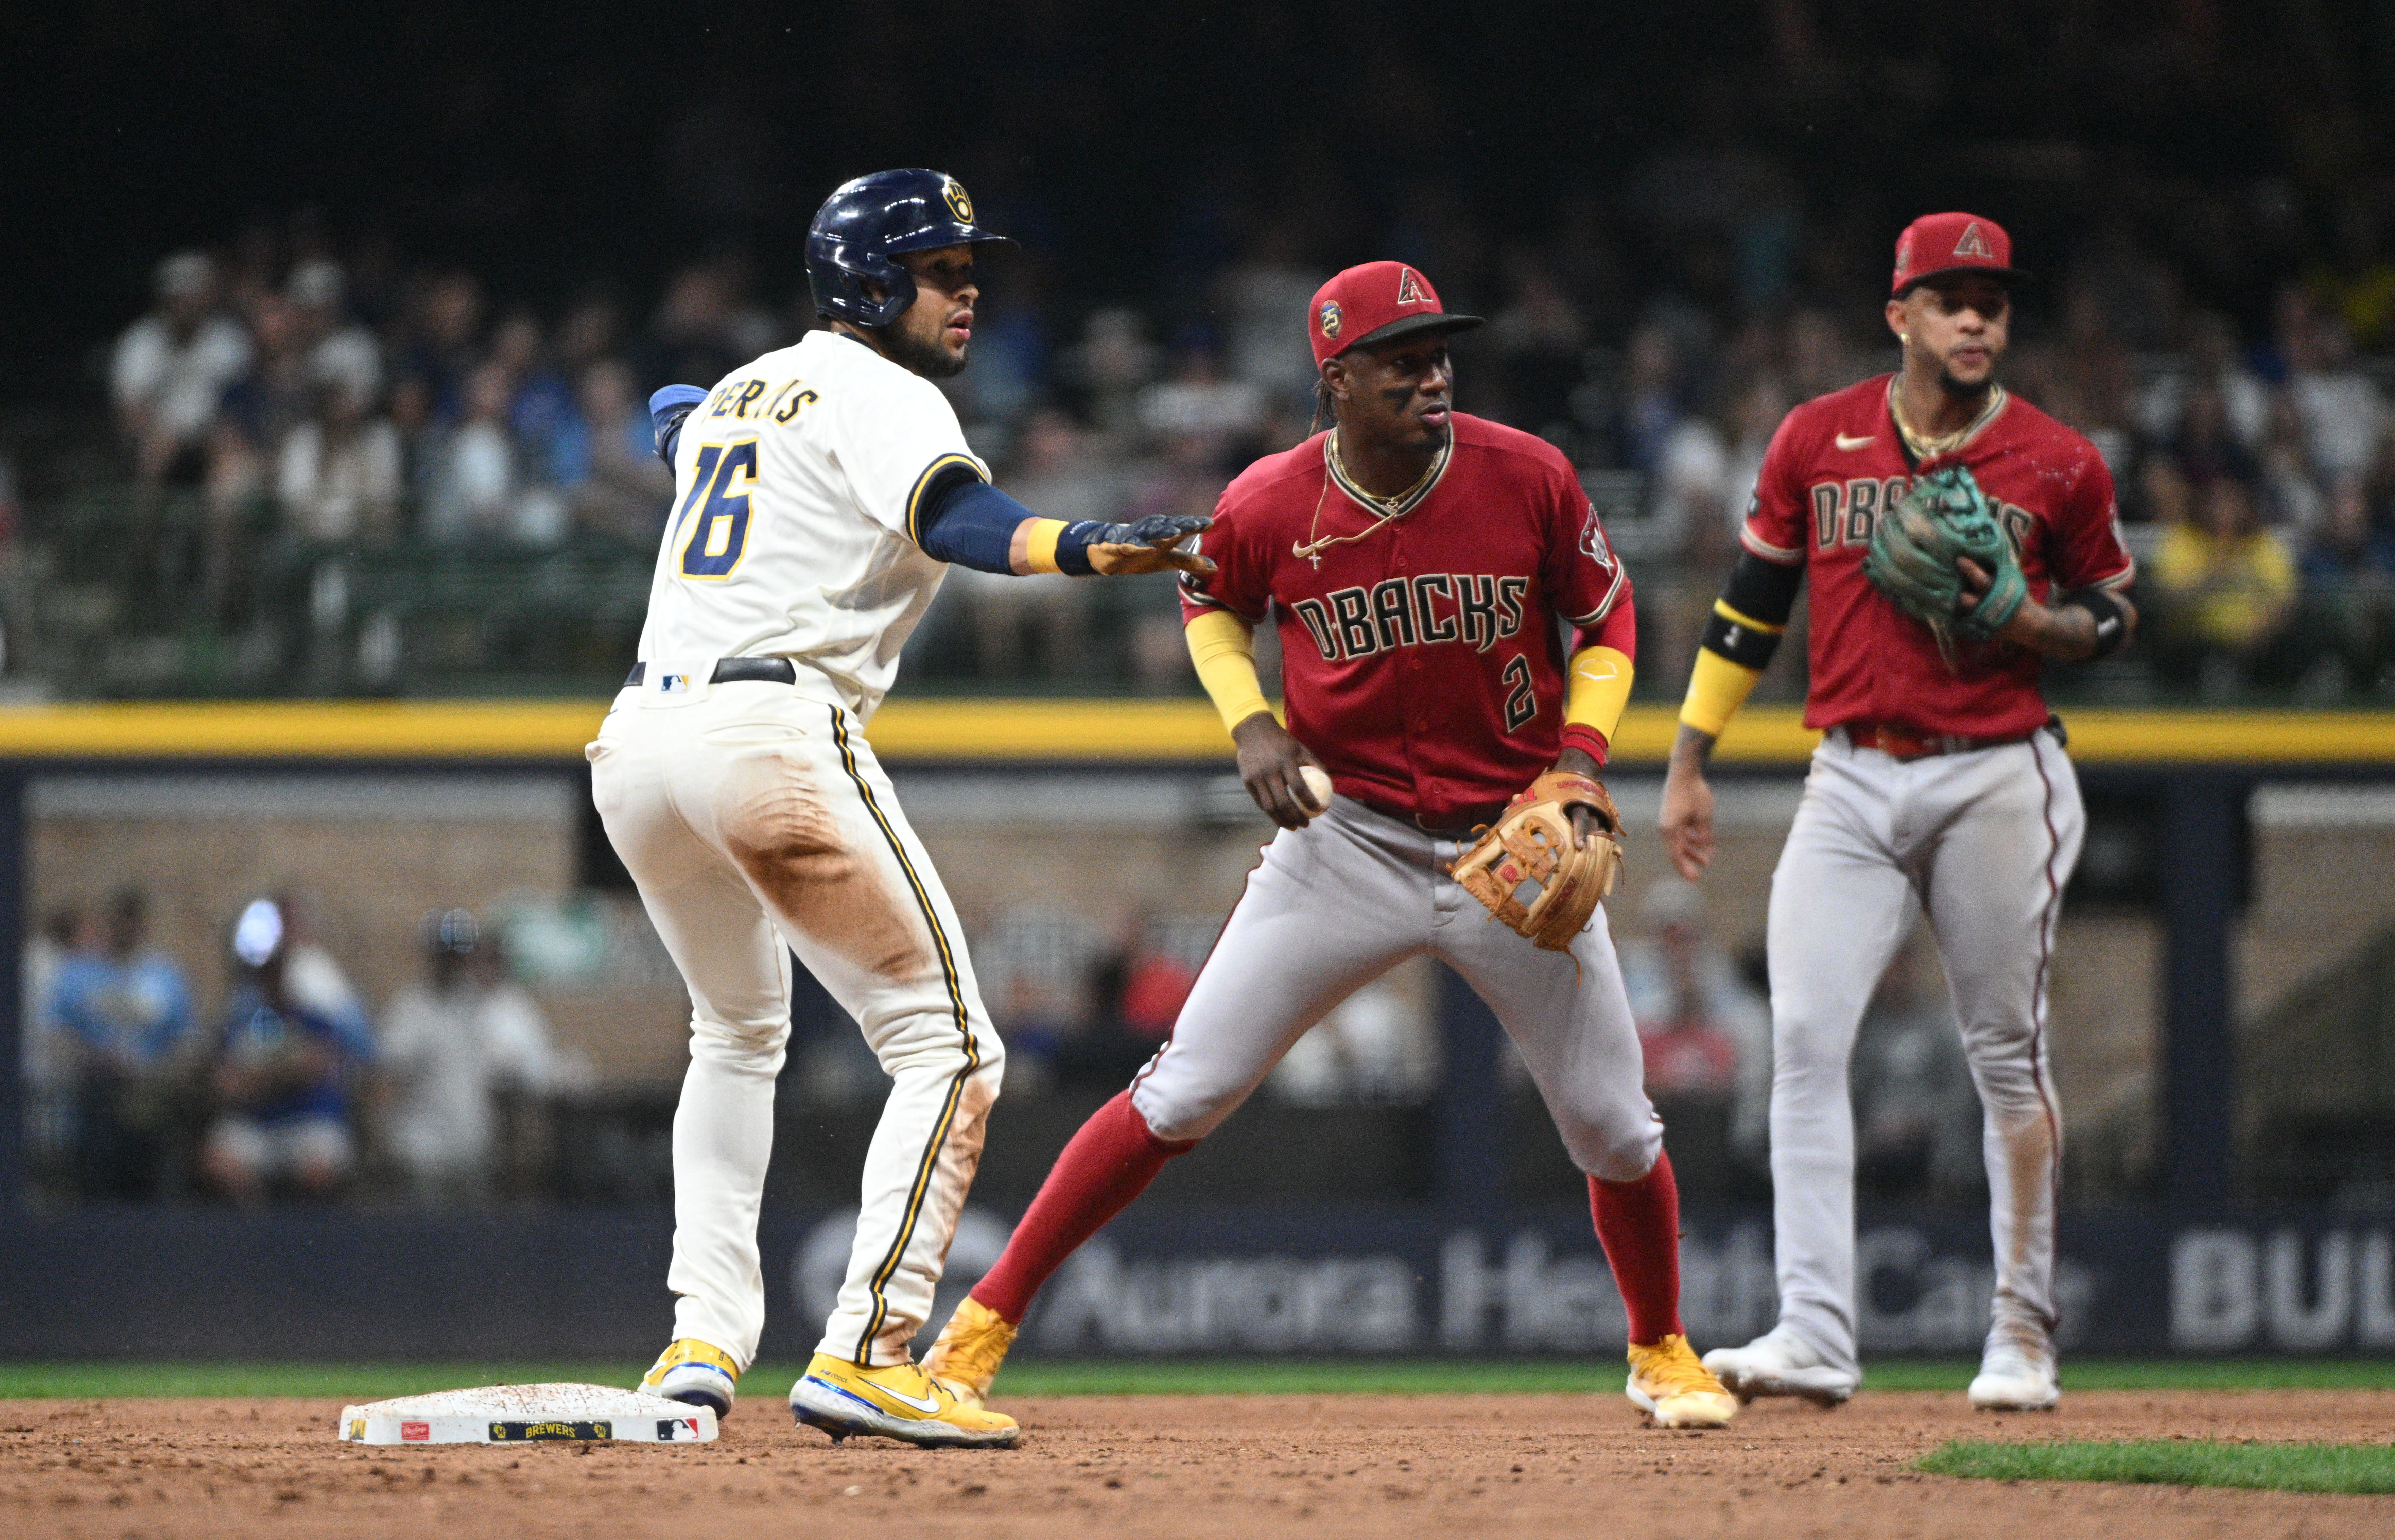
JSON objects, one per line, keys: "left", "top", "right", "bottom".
{"left": 623, "top": 658, "right": 798, "bottom": 688}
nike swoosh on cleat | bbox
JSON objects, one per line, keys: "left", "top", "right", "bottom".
{"left": 1835, "top": 433, "right": 1875, "bottom": 451}
{"left": 811, "top": 1375, "right": 942, "bottom": 1414}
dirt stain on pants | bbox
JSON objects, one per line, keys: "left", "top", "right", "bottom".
{"left": 720, "top": 749, "right": 932, "bottom": 983}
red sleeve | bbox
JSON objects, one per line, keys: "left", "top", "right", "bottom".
{"left": 1572, "top": 602, "right": 1636, "bottom": 662}
{"left": 1177, "top": 482, "right": 1272, "bottom": 624}
{"left": 2048, "top": 451, "right": 2136, "bottom": 591}
{"left": 1739, "top": 411, "right": 1811, "bottom": 566}
{"left": 1548, "top": 471, "right": 1631, "bottom": 626}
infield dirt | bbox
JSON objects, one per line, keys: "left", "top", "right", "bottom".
{"left": 3, "top": 1389, "right": 2389, "bottom": 1538}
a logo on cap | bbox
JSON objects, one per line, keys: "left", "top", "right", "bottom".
{"left": 1953, "top": 221, "right": 1995, "bottom": 260}
{"left": 1320, "top": 300, "right": 1342, "bottom": 339}
{"left": 943, "top": 180, "right": 974, "bottom": 222}
{"left": 1395, "top": 267, "right": 1429, "bottom": 305}
{"left": 1894, "top": 235, "right": 1912, "bottom": 275}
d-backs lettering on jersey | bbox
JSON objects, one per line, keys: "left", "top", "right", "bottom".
{"left": 1742, "top": 375, "right": 2132, "bottom": 739}
{"left": 636, "top": 329, "right": 989, "bottom": 719}
{"left": 1181, "top": 413, "right": 1629, "bottom": 825}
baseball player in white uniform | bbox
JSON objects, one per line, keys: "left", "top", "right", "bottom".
{"left": 596, "top": 170, "right": 1209, "bottom": 1448}
{"left": 1661, "top": 214, "right": 2137, "bottom": 1412}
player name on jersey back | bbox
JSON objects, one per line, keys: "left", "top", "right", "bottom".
{"left": 634, "top": 330, "right": 989, "bottom": 722}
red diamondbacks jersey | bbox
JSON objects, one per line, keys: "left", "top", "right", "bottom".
{"left": 1180, "top": 413, "right": 1630, "bottom": 825}
{"left": 1741, "top": 375, "right": 2134, "bottom": 739}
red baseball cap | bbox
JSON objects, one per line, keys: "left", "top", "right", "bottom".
{"left": 1890, "top": 212, "right": 2028, "bottom": 297}
{"left": 1309, "top": 261, "right": 1482, "bottom": 365}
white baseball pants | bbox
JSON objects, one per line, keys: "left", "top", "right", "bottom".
{"left": 1764, "top": 726, "right": 2083, "bottom": 1373}
{"left": 1132, "top": 796, "right": 1662, "bottom": 1183}
{"left": 589, "top": 674, "right": 1002, "bottom": 1369}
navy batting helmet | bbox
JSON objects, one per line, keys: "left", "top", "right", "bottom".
{"left": 806, "top": 169, "right": 1011, "bottom": 329}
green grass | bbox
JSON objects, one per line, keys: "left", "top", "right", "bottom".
{"left": 1862, "top": 1359, "right": 2395, "bottom": 1393}
{"left": 0, "top": 1358, "right": 2389, "bottom": 1401}
{"left": 1920, "top": 1439, "right": 2395, "bottom": 1495}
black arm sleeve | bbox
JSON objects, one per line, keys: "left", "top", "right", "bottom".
{"left": 2058, "top": 586, "right": 2133, "bottom": 658}
{"left": 1697, "top": 551, "right": 1805, "bottom": 670}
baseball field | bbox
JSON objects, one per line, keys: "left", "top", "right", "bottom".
{"left": 4, "top": 1361, "right": 2390, "bottom": 1538}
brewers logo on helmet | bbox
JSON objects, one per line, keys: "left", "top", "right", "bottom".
{"left": 1319, "top": 300, "right": 1342, "bottom": 340}
{"left": 805, "top": 168, "right": 1012, "bottom": 329}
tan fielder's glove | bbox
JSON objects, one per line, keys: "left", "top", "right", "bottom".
{"left": 1447, "top": 771, "right": 1624, "bottom": 951}
{"left": 1082, "top": 513, "right": 1216, "bottom": 576}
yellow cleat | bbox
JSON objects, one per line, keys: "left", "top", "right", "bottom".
{"left": 789, "top": 1352, "right": 1021, "bottom": 1447}
{"left": 639, "top": 1338, "right": 740, "bottom": 1417}
{"left": 1626, "top": 1334, "right": 1738, "bottom": 1429}
{"left": 922, "top": 1297, "right": 1019, "bottom": 1409}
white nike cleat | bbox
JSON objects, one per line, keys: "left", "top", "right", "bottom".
{"left": 638, "top": 1338, "right": 739, "bottom": 1418}
{"left": 1700, "top": 1327, "right": 1859, "bottom": 1406}
{"left": 1968, "top": 1322, "right": 2060, "bottom": 1411}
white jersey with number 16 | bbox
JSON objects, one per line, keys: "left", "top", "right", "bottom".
{"left": 634, "top": 328, "right": 989, "bottom": 720}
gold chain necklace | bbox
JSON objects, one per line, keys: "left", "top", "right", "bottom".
{"left": 1890, "top": 376, "right": 2004, "bottom": 461}
{"left": 1329, "top": 429, "right": 1442, "bottom": 510}
{"left": 1292, "top": 431, "right": 1448, "bottom": 565}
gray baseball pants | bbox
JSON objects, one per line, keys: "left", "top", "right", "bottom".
{"left": 1764, "top": 726, "right": 2083, "bottom": 1373}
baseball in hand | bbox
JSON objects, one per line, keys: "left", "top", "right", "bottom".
{"left": 1298, "top": 766, "right": 1333, "bottom": 813}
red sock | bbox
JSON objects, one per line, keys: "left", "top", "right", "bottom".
{"left": 1590, "top": 1149, "right": 1685, "bottom": 1346}
{"left": 969, "top": 1090, "right": 1192, "bottom": 1325}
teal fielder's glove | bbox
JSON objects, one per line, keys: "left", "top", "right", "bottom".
{"left": 1863, "top": 465, "right": 2027, "bottom": 661}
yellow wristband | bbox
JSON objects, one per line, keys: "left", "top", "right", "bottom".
{"left": 1022, "top": 518, "right": 1067, "bottom": 575}
{"left": 1185, "top": 609, "right": 1273, "bottom": 735}
{"left": 1679, "top": 646, "right": 1763, "bottom": 738}
{"left": 1564, "top": 645, "right": 1635, "bottom": 745}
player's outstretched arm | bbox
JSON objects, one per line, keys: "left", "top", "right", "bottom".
{"left": 916, "top": 474, "right": 1215, "bottom": 578}
{"left": 1014, "top": 513, "right": 1217, "bottom": 577}
{"left": 1662, "top": 551, "right": 1804, "bottom": 880}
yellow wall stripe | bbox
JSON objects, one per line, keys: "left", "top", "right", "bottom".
{"left": 5, "top": 700, "right": 2395, "bottom": 766}
{"left": 0, "top": 702, "right": 614, "bottom": 758}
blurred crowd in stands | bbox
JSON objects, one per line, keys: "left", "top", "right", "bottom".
{"left": 105, "top": 242, "right": 682, "bottom": 594}
{"left": 21, "top": 891, "right": 571, "bottom": 1206}
{"left": 20, "top": 862, "right": 1977, "bottom": 1208}
{"left": 41, "top": 132, "right": 2395, "bottom": 699}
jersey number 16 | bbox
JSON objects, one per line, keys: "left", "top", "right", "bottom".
{"left": 675, "top": 440, "right": 759, "bottom": 579}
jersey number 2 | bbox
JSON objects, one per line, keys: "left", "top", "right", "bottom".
{"left": 1502, "top": 654, "right": 1536, "bottom": 732}
{"left": 676, "top": 440, "right": 759, "bottom": 579}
